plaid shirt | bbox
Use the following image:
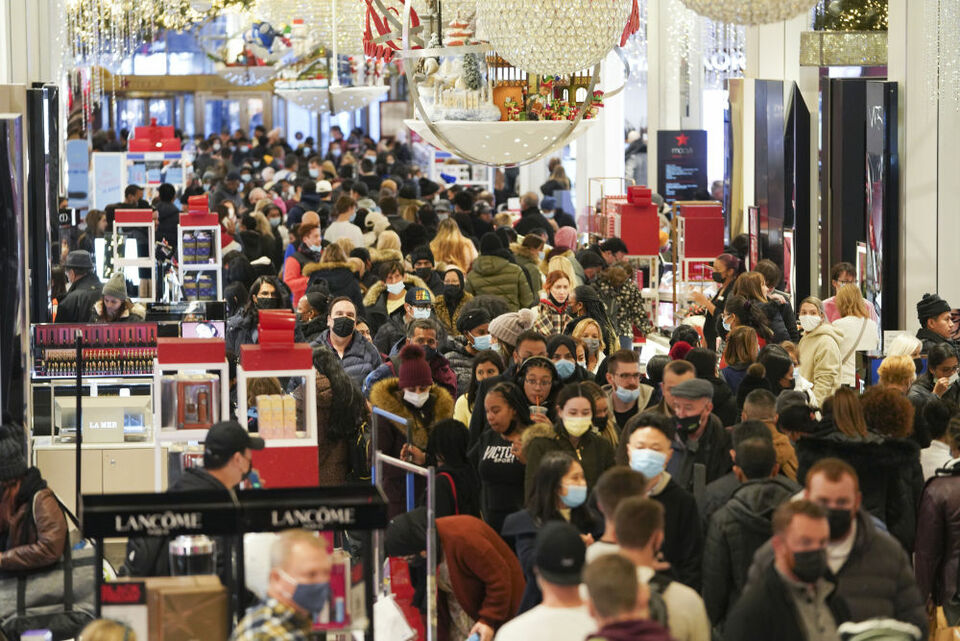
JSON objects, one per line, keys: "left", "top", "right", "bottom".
{"left": 230, "top": 598, "right": 313, "bottom": 641}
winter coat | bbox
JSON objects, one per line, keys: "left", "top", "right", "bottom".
{"left": 443, "top": 338, "right": 475, "bottom": 397}
{"left": 226, "top": 310, "right": 259, "bottom": 355}
{"left": 369, "top": 378, "right": 454, "bottom": 517}
{"left": 283, "top": 249, "right": 320, "bottom": 306}
{"left": 297, "top": 316, "right": 327, "bottom": 344}
{"left": 465, "top": 255, "right": 535, "bottom": 313}
{"left": 720, "top": 363, "right": 749, "bottom": 399}
{"left": 55, "top": 272, "right": 103, "bottom": 324}
{"left": 651, "top": 474, "right": 704, "bottom": 591}
{"left": 362, "top": 273, "right": 429, "bottom": 340}
{"left": 511, "top": 243, "right": 545, "bottom": 298}
{"left": 727, "top": 563, "right": 850, "bottom": 641}
{"left": 89, "top": 300, "right": 146, "bottom": 323}
{"left": 770, "top": 289, "right": 800, "bottom": 342}
{"left": 833, "top": 315, "right": 879, "bottom": 386}
{"left": 435, "top": 516, "right": 525, "bottom": 635}
{"left": 666, "top": 414, "right": 733, "bottom": 497}
{"left": 434, "top": 291, "right": 473, "bottom": 337}
{"left": 514, "top": 207, "right": 556, "bottom": 245}
{"left": 302, "top": 261, "right": 365, "bottom": 313}
{"left": 759, "top": 300, "right": 792, "bottom": 344}
{"left": 909, "top": 372, "right": 960, "bottom": 412}
{"left": 533, "top": 298, "right": 571, "bottom": 337}
{"left": 701, "top": 477, "right": 798, "bottom": 626}
{"left": 362, "top": 344, "right": 458, "bottom": 400}
{"left": 916, "top": 462, "right": 960, "bottom": 607}
{"left": 292, "top": 369, "right": 350, "bottom": 486}
{"left": 587, "top": 620, "right": 673, "bottom": 641}
{"left": 917, "top": 327, "right": 960, "bottom": 355}
{"left": 594, "top": 263, "right": 654, "bottom": 337}
{"left": 523, "top": 423, "right": 615, "bottom": 499}
{"left": 707, "top": 376, "right": 739, "bottom": 427}
{"left": 796, "top": 427, "right": 923, "bottom": 551}
{"left": 0, "top": 468, "right": 67, "bottom": 572}
{"left": 313, "top": 329, "right": 383, "bottom": 387}
{"left": 747, "top": 509, "right": 927, "bottom": 635}
{"left": 797, "top": 322, "right": 844, "bottom": 405}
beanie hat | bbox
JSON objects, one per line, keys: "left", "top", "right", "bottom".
{"left": 0, "top": 424, "right": 27, "bottom": 482}
{"left": 479, "top": 232, "right": 504, "bottom": 255}
{"left": 102, "top": 272, "right": 128, "bottom": 301}
{"left": 577, "top": 250, "right": 606, "bottom": 270}
{"left": 398, "top": 344, "right": 433, "bottom": 389}
{"left": 456, "top": 308, "right": 491, "bottom": 334}
{"left": 669, "top": 340, "right": 693, "bottom": 361}
{"left": 540, "top": 196, "right": 557, "bottom": 212}
{"left": 409, "top": 245, "right": 435, "bottom": 266}
{"left": 554, "top": 226, "right": 578, "bottom": 251}
{"left": 917, "top": 293, "right": 951, "bottom": 325}
{"left": 489, "top": 308, "right": 537, "bottom": 348}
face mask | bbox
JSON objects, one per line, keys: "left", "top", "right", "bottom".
{"left": 280, "top": 570, "right": 331, "bottom": 614}
{"left": 386, "top": 281, "right": 405, "bottom": 295}
{"left": 577, "top": 359, "right": 587, "bottom": 368}
{"left": 712, "top": 271, "right": 724, "bottom": 283}
{"left": 240, "top": 145, "right": 250, "bottom": 153}
{"left": 255, "top": 296, "right": 280, "bottom": 310}
{"left": 241, "top": 174, "right": 252, "bottom": 182}
{"left": 676, "top": 414, "right": 702, "bottom": 436}
{"left": 404, "top": 389, "right": 430, "bottom": 408}
{"left": 543, "top": 211, "right": 555, "bottom": 219}
{"left": 615, "top": 386, "right": 641, "bottom": 404}
{"left": 949, "top": 372, "right": 960, "bottom": 387}
{"left": 826, "top": 507, "right": 853, "bottom": 540}
{"left": 269, "top": 217, "right": 281, "bottom": 228}
{"left": 799, "top": 315, "right": 822, "bottom": 333}
{"left": 307, "top": 243, "right": 323, "bottom": 254}
{"left": 583, "top": 338, "right": 601, "bottom": 355}
{"left": 437, "top": 212, "right": 449, "bottom": 221}
{"left": 554, "top": 359, "right": 576, "bottom": 380}
{"left": 443, "top": 284, "right": 462, "bottom": 299}
{"left": 630, "top": 448, "right": 667, "bottom": 479}
{"left": 592, "top": 415, "right": 607, "bottom": 429}
{"left": 490, "top": 342, "right": 500, "bottom": 353}
{"left": 332, "top": 148, "right": 342, "bottom": 158}
{"left": 212, "top": 143, "right": 221, "bottom": 151}
{"left": 563, "top": 416, "right": 593, "bottom": 437}
{"left": 332, "top": 316, "right": 355, "bottom": 338}
{"left": 561, "top": 484, "right": 587, "bottom": 508}
{"left": 538, "top": 251, "right": 546, "bottom": 261}
{"left": 721, "top": 318, "right": 732, "bottom": 332}
{"left": 790, "top": 548, "right": 827, "bottom": 584}
{"left": 309, "top": 168, "right": 320, "bottom": 178}
{"left": 415, "top": 267, "right": 434, "bottom": 282}
{"left": 412, "top": 306, "right": 432, "bottom": 320}
{"left": 472, "top": 333, "right": 491, "bottom": 351}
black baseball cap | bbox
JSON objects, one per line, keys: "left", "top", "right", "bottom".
{"left": 534, "top": 521, "right": 585, "bottom": 585}
{"left": 204, "top": 420, "right": 265, "bottom": 459}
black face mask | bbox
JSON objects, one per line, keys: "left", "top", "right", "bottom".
{"left": 782, "top": 378, "right": 796, "bottom": 390}
{"left": 676, "top": 414, "right": 702, "bottom": 437}
{"left": 790, "top": 548, "right": 827, "bottom": 584}
{"left": 332, "top": 316, "right": 356, "bottom": 338}
{"left": 712, "top": 271, "right": 724, "bottom": 284}
{"left": 826, "top": 507, "right": 853, "bottom": 540}
{"left": 255, "top": 296, "right": 281, "bottom": 310}
{"left": 443, "top": 284, "right": 462, "bottom": 299}
{"left": 592, "top": 415, "right": 607, "bottom": 429}
{"left": 415, "top": 267, "right": 434, "bottom": 282}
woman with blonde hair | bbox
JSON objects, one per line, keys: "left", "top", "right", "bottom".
{"left": 877, "top": 354, "right": 917, "bottom": 394}
{"left": 79, "top": 619, "right": 137, "bottom": 641}
{"left": 371, "top": 229, "right": 404, "bottom": 275}
{"left": 796, "top": 296, "right": 843, "bottom": 403}
{"left": 833, "top": 284, "right": 879, "bottom": 387}
{"left": 540, "top": 164, "right": 571, "bottom": 195}
{"left": 430, "top": 218, "right": 478, "bottom": 273}
{"left": 571, "top": 318, "right": 607, "bottom": 375}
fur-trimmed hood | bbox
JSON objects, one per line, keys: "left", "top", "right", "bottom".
{"left": 362, "top": 273, "right": 429, "bottom": 307}
{"left": 301, "top": 260, "right": 358, "bottom": 277}
{"left": 511, "top": 242, "right": 541, "bottom": 264}
{"left": 370, "top": 247, "right": 404, "bottom": 264}
{"left": 367, "top": 377, "right": 454, "bottom": 448}
{"left": 520, "top": 422, "right": 557, "bottom": 458}
{"left": 92, "top": 299, "right": 146, "bottom": 321}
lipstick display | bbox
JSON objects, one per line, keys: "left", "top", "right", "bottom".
{"left": 31, "top": 323, "right": 158, "bottom": 378}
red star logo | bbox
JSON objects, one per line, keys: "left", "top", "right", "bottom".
{"left": 675, "top": 133, "right": 689, "bottom": 146}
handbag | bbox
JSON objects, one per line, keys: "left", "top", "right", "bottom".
{"left": 0, "top": 494, "right": 97, "bottom": 641}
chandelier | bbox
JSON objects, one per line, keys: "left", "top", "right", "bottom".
{"left": 476, "top": 0, "right": 632, "bottom": 76}
{"left": 679, "top": 0, "right": 817, "bottom": 25}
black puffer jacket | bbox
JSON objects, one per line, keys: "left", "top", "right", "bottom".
{"left": 55, "top": 272, "right": 103, "bottom": 323}
{"left": 303, "top": 261, "right": 365, "bottom": 314}
{"left": 701, "top": 477, "right": 798, "bottom": 626}
{"left": 708, "top": 376, "right": 739, "bottom": 427}
{"left": 796, "top": 426, "right": 923, "bottom": 552}
{"left": 747, "top": 509, "right": 928, "bottom": 636}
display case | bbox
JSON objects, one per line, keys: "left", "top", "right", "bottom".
{"left": 177, "top": 201, "right": 222, "bottom": 303}
{"left": 113, "top": 209, "right": 156, "bottom": 303}
{"left": 31, "top": 323, "right": 158, "bottom": 379}
{"left": 236, "top": 343, "right": 316, "bottom": 448}
{"left": 152, "top": 337, "right": 230, "bottom": 490}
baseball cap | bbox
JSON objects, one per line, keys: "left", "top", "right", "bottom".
{"left": 405, "top": 287, "right": 434, "bottom": 306}
{"left": 316, "top": 180, "right": 333, "bottom": 194}
{"left": 204, "top": 420, "right": 265, "bottom": 460}
{"left": 226, "top": 170, "right": 241, "bottom": 182}
{"left": 534, "top": 521, "right": 585, "bottom": 585}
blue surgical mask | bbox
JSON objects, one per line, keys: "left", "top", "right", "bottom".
{"left": 630, "top": 448, "right": 666, "bottom": 479}
{"left": 554, "top": 359, "right": 576, "bottom": 380}
{"left": 722, "top": 319, "right": 732, "bottom": 331}
{"left": 280, "top": 569, "right": 331, "bottom": 614}
{"left": 308, "top": 243, "right": 323, "bottom": 253}
{"left": 561, "top": 484, "right": 587, "bottom": 508}
{"left": 472, "top": 333, "right": 491, "bottom": 351}
{"left": 543, "top": 211, "right": 555, "bottom": 219}
{"left": 412, "top": 306, "right": 432, "bottom": 320}
{"left": 386, "top": 281, "right": 405, "bottom": 295}
{"left": 349, "top": 212, "right": 357, "bottom": 223}
{"left": 538, "top": 251, "right": 545, "bottom": 261}
{"left": 615, "top": 386, "right": 641, "bottom": 404}
{"left": 309, "top": 168, "right": 320, "bottom": 178}
{"left": 490, "top": 342, "right": 500, "bottom": 353}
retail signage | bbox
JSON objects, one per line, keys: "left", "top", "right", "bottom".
{"left": 657, "top": 130, "right": 708, "bottom": 202}
{"left": 90, "top": 152, "right": 124, "bottom": 210}
{"left": 66, "top": 139, "right": 89, "bottom": 210}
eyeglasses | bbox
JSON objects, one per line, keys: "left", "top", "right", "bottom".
{"left": 524, "top": 378, "right": 553, "bottom": 388}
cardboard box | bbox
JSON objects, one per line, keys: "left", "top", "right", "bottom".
{"left": 144, "top": 575, "right": 227, "bottom": 641}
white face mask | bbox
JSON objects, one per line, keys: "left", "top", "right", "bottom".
{"left": 949, "top": 372, "right": 959, "bottom": 387}
{"left": 799, "top": 315, "right": 822, "bottom": 333}
{"left": 403, "top": 389, "right": 430, "bottom": 408}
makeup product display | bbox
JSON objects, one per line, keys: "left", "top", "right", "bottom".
{"left": 159, "top": 373, "right": 220, "bottom": 430}
{"left": 32, "top": 323, "right": 158, "bottom": 378}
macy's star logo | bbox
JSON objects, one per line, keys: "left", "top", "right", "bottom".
{"left": 675, "top": 133, "right": 689, "bottom": 146}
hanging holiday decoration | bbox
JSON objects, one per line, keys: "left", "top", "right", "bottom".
{"left": 799, "top": 0, "right": 888, "bottom": 67}
{"left": 679, "top": 0, "right": 817, "bottom": 26}
{"left": 813, "top": 0, "right": 887, "bottom": 31}
{"left": 923, "top": 0, "right": 960, "bottom": 107}
{"left": 701, "top": 20, "right": 746, "bottom": 88}
{"left": 475, "top": 0, "right": 632, "bottom": 76}
{"left": 255, "top": 0, "right": 367, "bottom": 55}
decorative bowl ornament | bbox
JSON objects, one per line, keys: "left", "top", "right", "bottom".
{"left": 475, "top": 0, "right": 632, "bottom": 75}
{"left": 678, "top": 0, "right": 818, "bottom": 25}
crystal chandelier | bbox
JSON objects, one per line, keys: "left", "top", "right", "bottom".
{"left": 679, "top": 0, "right": 817, "bottom": 25}
{"left": 475, "top": 0, "right": 632, "bottom": 75}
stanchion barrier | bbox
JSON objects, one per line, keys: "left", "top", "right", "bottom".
{"left": 370, "top": 405, "right": 416, "bottom": 511}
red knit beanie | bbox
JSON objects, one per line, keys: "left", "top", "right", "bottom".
{"left": 669, "top": 340, "right": 693, "bottom": 361}
{"left": 398, "top": 344, "right": 432, "bottom": 389}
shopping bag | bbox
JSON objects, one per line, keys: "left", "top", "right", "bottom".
{"left": 932, "top": 606, "right": 960, "bottom": 641}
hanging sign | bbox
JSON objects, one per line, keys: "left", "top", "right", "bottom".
{"left": 657, "top": 130, "right": 708, "bottom": 202}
